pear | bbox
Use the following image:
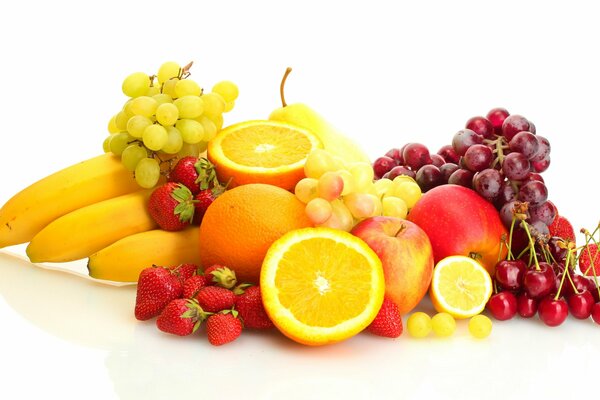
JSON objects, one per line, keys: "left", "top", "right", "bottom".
{"left": 268, "top": 68, "right": 371, "bottom": 165}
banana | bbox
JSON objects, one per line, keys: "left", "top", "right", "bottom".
{"left": 87, "top": 227, "right": 202, "bottom": 283}
{"left": 26, "top": 190, "right": 157, "bottom": 263}
{"left": 0, "top": 154, "right": 140, "bottom": 248}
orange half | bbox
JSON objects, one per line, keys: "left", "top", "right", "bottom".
{"left": 207, "top": 120, "right": 322, "bottom": 190}
{"left": 260, "top": 227, "right": 385, "bottom": 346}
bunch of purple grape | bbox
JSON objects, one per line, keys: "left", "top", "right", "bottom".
{"left": 373, "top": 107, "right": 554, "bottom": 246}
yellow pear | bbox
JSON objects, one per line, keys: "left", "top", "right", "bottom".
{"left": 269, "top": 68, "right": 371, "bottom": 165}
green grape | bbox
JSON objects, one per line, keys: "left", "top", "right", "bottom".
{"left": 102, "top": 135, "right": 112, "bottom": 153}
{"left": 145, "top": 85, "right": 160, "bottom": 96}
{"left": 143, "top": 124, "right": 168, "bottom": 151}
{"left": 115, "top": 110, "right": 129, "bottom": 131}
{"left": 162, "top": 126, "right": 184, "bottom": 154}
{"left": 174, "top": 95, "right": 204, "bottom": 119}
{"left": 107, "top": 115, "right": 119, "bottom": 134}
{"left": 126, "top": 115, "right": 153, "bottom": 138}
{"left": 406, "top": 312, "right": 432, "bottom": 338}
{"left": 155, "top": 103, "right": 179, "bottom": 126}
{"left": 469, "top": 315, "right": 492, "bottom": 338}
{"left": 122, "top": 100, "right": 135, "bottom": 118}
{"left": 130, "top": 96, "right": 158, "bottom": 117}
{"left": 202, "top": 92, "right": 225, "bottom": 119}
{"left": 198, "top": 116, "right": 217, "bottom": 141}
{"left": 153, "top": 93, "right": 173, "bottom": 106}
{"left": 211, "top": 113, "right": 224, "bottom": 130}
{"left": 122, "top": 72, "right": 151, "bottom": 98}
{"left": 135, "top": 157, "right": 161, "bottom": 188}
{"left": 177, "top": 142, "right": 202, "bottom": 158}
{"left": 431, "top": 313, "right": 456, "bottom": 337}
{"left": 109, "top": 132, "right": 130, "bottom": 156}
{"left": 175, "top": 119, "right": 205, "bottom": 144}
{"left": 121, "top": 143, "right": 148, "bottom": 171}
{"left": 294, "top": 178, "right": 318, "bottom": 203}
{"left": 212, "top": 80, "right": 239, "bottom": 102}
{"left": 157, "top": 61, "right": 181, "bottom": 84}
{"left": 161, "top": 78, "right": 179, "bottom": 98}
{"left": 224, "top": 100, "right": 235, "bottom": 113}
{"left": 175, "top": 79, "right": 202, "bottom": 97}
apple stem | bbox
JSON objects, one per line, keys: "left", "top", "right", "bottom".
{"left": 394, "top": 225, "right": 407, "bottom": 237}
{"left": 279, "top": 67, "right": 292, "bottom": 107}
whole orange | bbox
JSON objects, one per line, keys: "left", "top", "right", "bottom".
{"left": 198, "top": 183, "right": 311, "bottom": 283}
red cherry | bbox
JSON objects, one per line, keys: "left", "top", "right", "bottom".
{"left": 523, "top": 262, "right": 556, "bottom": 299}
{"left": 592, "top": 303, "right": 600, "bottom": 325}
{"left": 561, "top": 273, "right": 590, "bottom": 298}
{"left": 487, "top": 291, "right": 518, "bottom": 321}
{"left": 583, "top": 277, "right": 600, "bottom": 303}
{"left": 567, "top": 291, "right": 595, "bottom": 319}
{"left": 517, "top": 292, "right": 538, "bottom": 318}
{"left": 494, "top": 260, "right": 526, "bottom": 290}
{"left": 538, "top": 296, "right": 568, "bottom": 327}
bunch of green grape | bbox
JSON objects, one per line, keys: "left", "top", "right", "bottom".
{"left": 103, "top": 61, "right": 239, "bottom": 188}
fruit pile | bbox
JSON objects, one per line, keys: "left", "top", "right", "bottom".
{"left": 1, "top": 62, "right": 599, "bottom": 349}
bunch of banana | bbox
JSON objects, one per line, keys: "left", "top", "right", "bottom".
{"left": 1, "top": 153, "right": 202, "bottom": 283}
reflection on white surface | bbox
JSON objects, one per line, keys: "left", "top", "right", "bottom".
{"left": 2, "top": 250, "right": 600, "bottom": 399}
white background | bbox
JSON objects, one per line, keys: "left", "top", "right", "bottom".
{"left": 1, "top": 1, "right": 599, "bottom": 399}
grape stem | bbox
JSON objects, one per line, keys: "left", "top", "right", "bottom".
{"left": 280, "top": 67, "right": 293, "bottom": 107}
{"left": 181, "top": 61, "right": 194, "bottom": 79}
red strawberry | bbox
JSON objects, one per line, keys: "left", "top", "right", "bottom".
{"left": 367, "top": 297, "right": 403, "bottom": 338}
{"left": 134, "top": 266, "right": 183, "bottom": 321}
{"left": 169, "top": 156, "right": 219, "bottom": 195}
{"left": 206, "top": 311, "right": 243, "bottom": 346}
{"left": 195, "top": 286, "right": 236, "bottom": 313}
{"left": 182, "top": 274, "right": 211, "bottom": 298}
{"left": 549, "top": 215, "right": 576, "bottom": 243}
{"left": 203, "top": 264, "right": 237, "bottom": 289}
{"left": 170, "top": 263, "right": 199, "bottom": 283}
{"left": 193, "top": 184, "right": 226, "bottom": 225}
{"left": 156, "top": 298, "right": 208, "bottom": 336}
{"left": 235, "top": 285, "right": 273, "bottom": 329}
{"left": 580, "top": 243, "right": 600, "bottom": 276}
{"left": 148, "top": 182, "right": 196, "bottom": 231}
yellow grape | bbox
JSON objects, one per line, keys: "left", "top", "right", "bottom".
{"left": 122, "top": 100, "right": 135, "bottom": 118}
{"left": 115, "top": 110, "right": 129, "bottom": 131}
{"left": 153, "top": 93, "right": 173, "bottom": 106}
{"left": 135, "top": 157, "right": 161, "bottom": 189}
{"left": 304, "top": 149, "right": 343, "bottom": 179}
{"left": 337, "top": 170, "right": 355, "bottom": 196}
{"left": 469, "top": 315, "right": 492, "bottom": 338}
{"left": 382, "top": 196, "right": 408, "bottom": 219}
{"left": 155, "top": 103, "right": 179, "bottom": 126}
{"left": 122, "top": 72, "right": 150, "bottom": 98}
{"left": 373, "top": 178, "right": 393, "bottom": 197}
{"left": 197, "top": 116, "right": 217, "bottom": 141}
{"left": 392, "top": 180, "right": 422, "bottom": 209}
{"left": 102, "top": 135, "right": 112, "bottom": 153}
{"left": 349, "top": 162, "right": 374, "bottom": 192}
{"left": 343, "top": 193, "right": 376, "bottom": 219}
{"left": 121, "top": 144, "right": 148, "bottom": 172}
{"left": 431, "top": 313, "right": 456, "bottom": 337}
{"left": 317, "top": 171, "right": 344, "bottom": 201}
{"left": 175, "top": 79, "right": 202, "bottom": 97}
{"left": 108, "top": 132, "right": 130, "bottom": 156}
{"left": 157, "top": 61, "right": 181, "bottom": 84}
{"left": 294, "top": 178, "right": 319, "bottom": 203}
{"left": 107, "top": 115, "right": 119, "bottom": 134}
{"left": 178, "top": 142, "right": 202, "bottom": 158}
{"left": 407, "top": 312, "right": 432, "bottom": 338}
{"left": 162, "top": 126, "right": 184, "bottom": 154}
{"left": 174, "top": 95, "right": 204, "bottom": 119}
{"left": 224, "top": 100, "right": 235, "bottom": 113}
{"left": 126, "top": 115, "right": 153, "bottom": 138}
{"left": 161, "top": 78, "right": 179, "bottom": 98}
{"left": 305, "top": 198, "right": 333, "bottom": 225}
{"left": 210, "top": 113, "right": 224, "bottom": 130}
{"left": 130, "top": 96, "right": 158, "bottom": 117}
{"left": 318, "top": 199, "right": 353, "bottom": 232}
{"left": 212, "top": 80, "right": 239, "bottom": 102}
{"left": 175, "top": 119, "right": 205, "bottom": 144}
{"left": 202, "top": 92, "right": 226, "bottom": 119}
{"left": 142, "top": 124, "right": 168, "bottom": 151}
{"left": 145, "top": 85, "right": 160, "bottom": 96}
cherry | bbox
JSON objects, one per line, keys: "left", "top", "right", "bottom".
{"left": 538, "top": 296, "right": 568, "bottom": 327}
{"left": 567, "top": 291, "right": 595, "bottom": 319}
{"left": 561, "top": 273, "right": 589, "bottom": 298}
{"left": 547, "top": 236, "right": 567, "bottom": 262}
{"left": 487, "top": 291, "right": 518, "bottom": 321}
{"left": 517, "top": 292, "right": 538, "bottom": 318}
{"left": 523, "top": 262, "right": 556, "bottom": 299}
{"left": 583, "top": 277, "right": 600, "bottom": 303}
{"left": 592, "top": 303, "right": 600, "bottom": 325}
{"left": 494, "top": 259, "right": 527, "bottom": 290}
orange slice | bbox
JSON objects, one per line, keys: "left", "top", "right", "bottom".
{"left": 429, "top": 256, "right": 493, "bottom": 319}
{"left": 260, "top": 227, "right": 385, "bottom": 346}
{"left": 207, "top": 120, "right": 322, "bottom": 190}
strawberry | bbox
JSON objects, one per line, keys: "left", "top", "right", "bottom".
{"left": 156, "top": 298, "right": 209, "bottom": 336}
{"left": 580, "top": 243, "right": 600, "bottom": 276}
{"left": 206, "top": 311, "right": 243, "bottom": 346}
{"left": 235, "top": 285, "right": 273, "bottom": 329}
{"left": 195, "top": 286, "right": 236, "bottom": 313}
{"left": 203, "top": 264, "right": 237, "bottom": 289}
{"left": 134, "top": 266, "right": 183, "bottom": 321}
{"left": 193, "top": 183, "right": 226, "bottom": 225}
{"left": 148, "top": 182, "right": 196, "bottom": 231}
{"left": 367, "top": 297, "right": 403, "bottom": 338}
{"left": 549, "top": 215, "right": 576, "bottom": 243}
{"left": 169, "top": 156, "right": 219, "bottom": 195}
{"left": 182, "top": 274, "right": 211, "bottom": 298}
{"left": 170, "top": 263, "right": 200, "bottom": 283}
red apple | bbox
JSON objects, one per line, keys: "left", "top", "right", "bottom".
{"left": 351, "top": 216, "right": 434, "bottom": 314}
{"left": 407, "top": 184, "right": 508, "bottom": 275}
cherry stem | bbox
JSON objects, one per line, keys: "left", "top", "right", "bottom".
{"left": 521, "top": 221, "right": 540, "bottom": 270}
{"left": 280, "top": 67, "right": 292, "bottom": 107}
{"left": 555, "top": 249, "right": 573, "bottom": 301}
{"left": 507, "top": 217, "right": 517, "bottom": 261}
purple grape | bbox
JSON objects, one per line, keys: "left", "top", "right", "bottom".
{"left": 466, "top": 116, "right": 495, "bottom": 139}
{"left": 472, "top": 168, "right": 503, "bottom": 200}
{"left": 530, "top": 136, "right": 551, "bottom": 162}
{"left": 448, "top": 169, "right": 474, "bottom": 188}
{"left": 383, "top": 165, "right": 415, "bottom": 180}
{"left": 531, "top": 156, "right": 550, "bottom": 173}
{"left": 384, "top": 148, "right": 404, "bottom": 165}
{"left": 502, "top": 115, "right": 530, "bottom": 141}
{"left": 519, "top": 180, "right": 548, "bottom": 206}
{"left": 529, "top": 201, "right": 557, "bottom": 225}
{"left": 528, "top": 121, "right": 536, "bottom": 134}
{"left": 373, "top": 156, "right": 395, "bottom": 178}
{"left": 500, "top": 201, "right": 521, "bottom": 227}
{"left": 486, "top": 108, "right": 510, "bottom": 136}
{"left": 523, "top": 172, "right": 544, "bottom": 183}
{"left": 463, "top": 144, "right": 493, "bottom": 172}
{"left": 402, "top": 143, "right": 432, "bottom": 170}
{"left": 439, "top": 163, "right": 459, "bottom": 183}
{"left": 502, "top": 152, "right": 530, "bottom": 180}
{"left": 437, "top": 145, "right": 460, "bottom": 164}
{"left": 430, "top": 154, "right": 445, "bottom": 168}
{"left": 509, "top": 131, "right": 539, "bottom": 159}
{"left": 452, "top": 129, "right": 483, "bottom": 156}
{"left": 496, "top": 180, "right": 518, "bottom": 206}
{"left": 416, "top": 165, "right": 443, "bottom": 192}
